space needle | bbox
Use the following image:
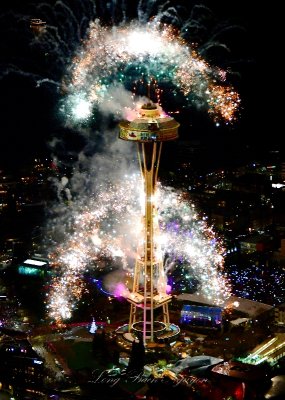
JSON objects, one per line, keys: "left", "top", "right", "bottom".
{"left": 119, "top": 101, "right": 180, "bottom": 344}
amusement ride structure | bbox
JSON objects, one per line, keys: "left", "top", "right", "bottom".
{"left": 118, "top": 101, "right": 180, "bottom": 343}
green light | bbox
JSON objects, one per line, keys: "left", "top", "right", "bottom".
{"left": 18, "top": 265, "right": 43, "bottom": 276}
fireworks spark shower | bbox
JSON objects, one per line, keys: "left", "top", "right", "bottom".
{"left": 37, "top": 1, "right": 239, "bottom": 324}
{"left": 63, "top": 20, "right": 240, "bottom": 125}
{"left": 46, "top": 172, "right": 231, "bottom": 324}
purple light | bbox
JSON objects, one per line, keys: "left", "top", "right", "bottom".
{"left": 166, "top": 284, "right": 172, "bottom": 294}
{"left": 113, "top": 282, "right": 129, "bottom": 298}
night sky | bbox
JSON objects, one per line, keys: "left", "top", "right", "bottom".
{"left": 0, "top": 0, "right": 277, "bottom": 170}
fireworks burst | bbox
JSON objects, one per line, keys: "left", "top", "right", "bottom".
{"left": 39, "top": 2, "right": 239, "bottom": 324}
{"left": 62, "top": 21, "right": 240, "bottom": 124}
{"left": 1, "top": 1, "right": 243, "bottom": 323}
{"left": 46, "top": 174, "right": 230, "bottom": 324}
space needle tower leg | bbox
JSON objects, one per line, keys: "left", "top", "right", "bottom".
{"left": 140, "top": 141, "right": 161, "bottom": 342}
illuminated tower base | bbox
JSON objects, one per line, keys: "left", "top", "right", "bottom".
{"left": 119, "top": 102, "right": 179, "bottom": 343}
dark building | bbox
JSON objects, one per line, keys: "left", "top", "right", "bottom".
{"left": 211, "top": 360, "right": 270, "bottom": 399}
{"left": 0, "top": 336, "right": 44, "bottom": 390}
{"left": 180, "top": 304, "right": 222, "bottom": 329}
{"left": 17, "top": 256, "right": 51, "bottom": 278}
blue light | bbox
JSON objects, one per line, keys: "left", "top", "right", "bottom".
{"left": 33, "top": 359, "right": 43, "bottom": 364}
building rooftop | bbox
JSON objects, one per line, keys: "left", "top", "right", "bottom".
{"left": 211, "top": 360, "right": 267, "bottom": 382}
{"left": 177, "top": 293, "right": 273, "bottom": 318}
